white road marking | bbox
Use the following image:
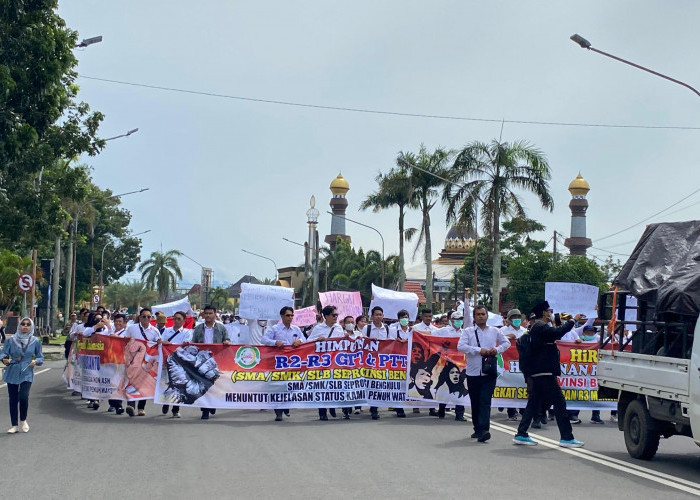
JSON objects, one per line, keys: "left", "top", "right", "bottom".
{"left": 480, "top": 417, "right": 700, "bottom": 496}
{"left": 0, "top": 367, "right": 50, "bottom": 389}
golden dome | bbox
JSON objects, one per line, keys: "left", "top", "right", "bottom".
{"left": 330, "top": 173, "right": 350, "bottom": 195}
{"left": 568, "top": 173, "right": 590, "bottom": 196}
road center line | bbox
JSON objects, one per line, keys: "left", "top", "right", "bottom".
{"left": 480, "top": 417, "right": 700, "bottom": 496}
{"left": 0, "top": 367, "right": 50, "bottom": 389}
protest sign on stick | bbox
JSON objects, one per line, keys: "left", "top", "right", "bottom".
{"left": 369, "top": 284, "right": 418, "bottom": 320}
{"left": 319, "top": 291, "right": 363, "bottom": 320}
{"left": 292, "top": 306, "right": 318, "bottom": 327}
{"left": 545, "top": 282, "right": 599, "bottom": 318}
{"left": 239, "top": 283, "right": 294, "bottom": 319}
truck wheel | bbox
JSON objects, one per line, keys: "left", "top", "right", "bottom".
{"left": 623, "top": 399, "right": 660, "bottom": 460}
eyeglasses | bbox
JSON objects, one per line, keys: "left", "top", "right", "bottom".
{"left": 140, "top": 315, "right": 152, "bottom": 319}
{"left": 284, "top": 313, "right": 294, "bottom": 317}
{"left": 20, "top": 322, "right": 31, "bottom": 327}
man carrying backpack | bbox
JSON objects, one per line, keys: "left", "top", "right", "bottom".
{"left": 513, "top": 301, "right": 585, "bottom": 448}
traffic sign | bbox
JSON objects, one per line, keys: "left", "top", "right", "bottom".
{"left": 17, "top": 273, "right": 33, "bottom": 293}
{"left": 93, "top": 294, "right": 100, "bottom": 304}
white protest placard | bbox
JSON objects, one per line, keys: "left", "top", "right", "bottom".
{"left": 292, "top": 306, "right": 318, "bottom": 327}
{"left": 545, "top": 282, "right": 599, "bottom": 318}
{"left": 239, "top": 283, "right": 294, "bottom": 320}
{"left": 319, "top": 291, "right": 363, "bottom": 321}
{"left": 369, "top": 283, "right": 418, "bottom": 320}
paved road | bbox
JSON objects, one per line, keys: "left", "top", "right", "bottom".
{"left": 1, "top": 361, "right": 699, "bottom": 499}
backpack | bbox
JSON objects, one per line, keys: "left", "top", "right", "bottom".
{"left": 516, "top": 332, "right": 534, "bottom": 376}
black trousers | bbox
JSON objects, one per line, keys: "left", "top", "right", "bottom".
{"left": 517, "top": 375, "right": 574, "bottom": 441}
{"left": 8, "top": 381, "right": 31, "bottom": 426}
{"left": 108, "top": 399, "right": 123, "bottom": 409}
{"left": 127, "top": 400, "right": 147, "bottom": 410}
{"left": 64, "top": 340, "right": 72, "bottom": 359}
{"left": 466, "top": 375, "right": 497, "bottom": 434}
{"left": 438, "top": 403, "right": 465, "bottom": 417}
{"left": 161, "top": 404, "right": 180, "bottom": 413}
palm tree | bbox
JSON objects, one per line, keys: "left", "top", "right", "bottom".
{"left": 397, "top": 145, "right": 452, "bottom": 306}
{"left": 444, "top": 139, "right": 553, "bottom": 312}
{"left": 120, "top": 280, "right": 158, "bottom": 311}
{"left": 138, "top": 249, "right": 183, "bottom": 302}
{"left": 209, "top": 286, "right": 230, "bottom": 311}
{"left": 360, "top": 167, "right": 417, "bottom": 291}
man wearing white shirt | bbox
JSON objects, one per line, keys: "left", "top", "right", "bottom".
{"left": 458, "top": 305, "right": 511, "bottom": 442}
{"left": 308, "top": 306, "right": 344, "bottom": 420}
{"left": 364, "top": 306, "right": 390, "bottom": 341}
{"left": 159, "top": 311, "right": 191, "bottom": 418}
{"left": 388, "top": 309, "right": 412, "bottom": 342}
{"left": 364, "top": 307, "right": 392, "bottom": 420}
{"left": 189, "top": 305, "right": 230, "bottom": 420}
{"left": 262, "top": 306, "right": 304, "bottom": 422}
{"left": 412, "top": 308, "right": 439, "bottom": 335}
{"left": 123, "top": 307, "right": 162, "bottom": 417}
{"left": 436, "top": 310, "right": 467, "bottom": 421}
{"left": 500, "top": 309, "right": 526, "bottom": 421}
{"left": 108, "top": 314, "right": 128, "bottom": 414}
{"left": 307, "top": 306, "right": 343, "bottom": 342}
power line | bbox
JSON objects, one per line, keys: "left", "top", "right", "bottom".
{"left": 80, "top": 75, "right": 700, "bottom": 131}
{"left": 593, "top": 186, "right": 700, "bottom": 242}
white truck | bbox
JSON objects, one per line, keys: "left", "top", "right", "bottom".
{"left": 596, "top": 221, "right": 700, "bottom": 460}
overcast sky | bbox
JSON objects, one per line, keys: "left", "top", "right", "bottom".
{"left": 59, "top": 1, "right": 700, "bottom": 287}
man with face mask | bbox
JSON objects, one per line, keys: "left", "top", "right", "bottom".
{"left": 436, "top": 310, "right": 467, "bottom": 421}
{"left": 388, "top": 309, "right": 412, "bottom": 342}
{"left": 500, "top": 309, "right": 526, "bottom": 421}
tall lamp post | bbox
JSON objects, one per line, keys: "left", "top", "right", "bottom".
{"left": 327, "top": 212, "right": 385, "bottom": 288}
{"left": 241, "top": 249, "right": 278, "bottom": 282}
{"left": 570, "top": 34, "right": 700, "bottom": 99}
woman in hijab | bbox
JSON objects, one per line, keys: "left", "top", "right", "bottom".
{"left": 1, "top": 317, "right": 44, "bottom": 433}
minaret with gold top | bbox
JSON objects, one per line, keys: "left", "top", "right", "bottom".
{"left": 564, "top": 173, "right": 592, "bottom": 256}
{"left": 325, "top": 173, "right": 351, "bottom": 249}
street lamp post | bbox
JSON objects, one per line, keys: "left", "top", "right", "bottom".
{"left": 327, "top": 212, "right": 385, "bottom": 288}
{"left": 241, "top": 249, "right": 278, "bottom": 282}
{"left": 104, "top": 128, "right": 139, "bottom": 141}
{"left": 570, "top": 34, "right": 700, "bottom": 99}
{"left": 76, "top": 36, "right": 102, "bottom": 48}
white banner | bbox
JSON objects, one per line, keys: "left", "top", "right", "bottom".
{"left": 545, "top": 282, "right": 599, "bottom": 318}
{"left": 369, "top": 283, "right": 418, "bottom": 320}
{"left": 239, "top": 283, "right": 294, "bottom": 320}
{"left": 152, "top": 296, "right": 194, "bottom": 317}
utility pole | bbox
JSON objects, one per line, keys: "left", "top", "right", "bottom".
{"left": 553, "top": 230, "right": 558, "bottom": 264}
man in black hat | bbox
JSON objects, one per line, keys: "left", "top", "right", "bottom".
{"left": 513, "top": 301, "right": 585, "bottom": 448}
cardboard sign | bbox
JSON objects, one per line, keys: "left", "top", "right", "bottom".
{"left": 545, "top": 282, "right": 599, "bottom": 319}
{"left": 319, "top": 291, "right": 363, "bottom": 321}
{"left": 292, "top": 306, "right": 318, "bottom": 327}
{"left": 239, "top": 283, "right": 294, "bottom": 320}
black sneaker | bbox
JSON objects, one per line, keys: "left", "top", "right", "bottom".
{"left": 371, "top": 413, "right": 380, "bottom": 420}
{"left": 343, "top": 413, "right": 350, "bottom": 420}
{"left": 532, "top": 421, "right": 542, "bottom": 429}
{"left": 470, "top": 432, "right": 479, "bottom": 439}
{"left": 161, "top": 405, "right": 169, "bottom": 415}
{"left": 125, "top": 406, "right": 135, "bottom": 417}
{"left": 116, "top": 407, "right": 125, "bottom": 415}
{"left": 329, "top": 409, "right": 336, "bottom": 418}
{"left": 284, "top": 409, "right": 290, "bottom": 416}
{"left": 396, "top": 410, "right": 406, "bottom": 418}
{"left": 429, "top": 409, "right": 439, "bottom": 417}
{"left": 477, "top": 432, "right": 491, "bottom": 443}
{"left": 210, "top": 409, "right": 216, "bottom": 415}
{"left": 275, "top": 415, "right": 283, "bottom": 422}
{"left": 320, "top": 415, "right": 328, "bottom": 421}
{"left": 201, "top": 412, "right": 209, "bottom": 420}
{"left": 455, "top": 416, "right": 467, "bottom": 422}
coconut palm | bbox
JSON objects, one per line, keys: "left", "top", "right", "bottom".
{"left": 397, "top": 145, "right": 452, "bottom": 306}
{"left": 360, "top": 167, "right": 417, "bottom": 291}
{"left": 209, "top": 286, "right": 230, "bottom": 311}
{"left": 120, "top": 280, "right": 158, "bottom": 311}
{"left": 138, "top": 249, "right": 183, "bottom": 302}
{"left": 444, "top": 139, "right": 553, "bottom": 312}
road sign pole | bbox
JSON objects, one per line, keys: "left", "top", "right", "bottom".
{"left": 30, "top": 249, "right": 37, "bottom": 320}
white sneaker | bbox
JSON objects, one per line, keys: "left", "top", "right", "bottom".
{"left": 20, "top": 421, "right": 29, "bottom": 433}
{"left": 610, "top": 415, "right": 618, "bottom": 423}
{"left": 7, "top": 426, "right": 18, "bottom": 434}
